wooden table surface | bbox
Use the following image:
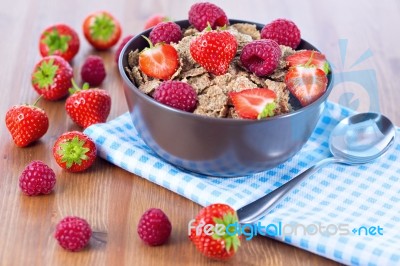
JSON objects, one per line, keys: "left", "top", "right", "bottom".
{"left": 1, "top": 0, "right": 399, "bottom": 265}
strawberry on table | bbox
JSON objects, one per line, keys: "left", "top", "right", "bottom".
{"left": 143, "top": 14, "right": 170, "bottom": 30}
{"left": 39, "top": 24, "right": 80, "bottom": 62}
{"left": 65, "top": 80, "right": 111, "bottom": 128}
{"left": 31, "top": 55, "right": 73, "bottom": 101}
{"left": 286, "top": 50, "right": 330, "bottom": 74}
{"left": 190, "top": 27, "right": 237, "bottom": 76}
{"left": 83, "top": 11, "right": 122, "bottom": 50}
{"left": 229, "top": 88, "right": 277, "bottom": 120}
{"left": 138, "top": 36, "right": 179, "bottom": 80}
{"left": 5, "top": 98, "right": 49, "bottom": 147}
{"left": 189, "top": 203, "right": 241, "bottom": 260}
{"left": 53, "top": 131, "right": 97, "bottom": 172}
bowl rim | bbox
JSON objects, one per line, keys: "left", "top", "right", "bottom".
{"left": 118, "top": 19, "right": 334, "bottom": 124}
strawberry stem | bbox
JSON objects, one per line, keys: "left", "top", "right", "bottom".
{"left": 212, "top": 211, "right": 241, "bottom": 253}
{"left": 32, "top": 95, "right": 44, "bottom": 107}
{"left": 32, "top": 58, "right": 58, "bottom": 89}
{"left": 90, "top": 13, "right": 115, "bottom": 41}
{"left": 205, "top": 22, "right": 212, "bottom": 32}
{"left": 142, "top": 35, "right": 154, "bottom": 49}
{"left": 69, "top": 79, "right": 90, "bottom": 94}
{"left": 304, "top": 51, "right": 315, "bottom": 67}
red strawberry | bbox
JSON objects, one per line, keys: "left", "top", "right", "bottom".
{"left": 189, "top": 203, "right": 241, "bottom": 260}
{"left": 5, "top": 98, "right": 49, "bottom": 147}
{"left": 144, "top": 14, "right": 170, "bottom": 29}
{"left": 31, "top": 55, "right": 73, "bottom": 101}
{"left": 229, "top": 88, "right": 277, "bottom": 119}
{"left": 39, "top": 24, "right": 80, "bottom": 62}
{"left": 285, "top": 66, "right": 328, "bottom": 107}
{"left": 190, "top": 29, "right": 237, "bottom": 76}
{"left": 286, "top": 50, "right": 330, "bottom": 74}
{"left": 138, "top": 36, "right": 179, "bottom": 80}
{"left": 65, "top": 80, "right": 111, "bottom": 128}
{"left": 83, "top": 11, "right": 122, "bottom": 50}
{"left": 53, "top": 131, "right": 97, "bottom": 172}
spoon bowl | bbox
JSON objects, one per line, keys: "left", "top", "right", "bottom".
{"left": 237, "top": 112, "right": 396, "bottom": 224}
{"left": 330, "top": 112, "right": 396, "bottom": 163}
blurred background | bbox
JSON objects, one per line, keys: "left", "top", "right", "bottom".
{"left": 1, "top": 0, "right": 398, "bottom": 123}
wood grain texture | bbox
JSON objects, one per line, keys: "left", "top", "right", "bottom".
{"left": 1, "top": 0, "right": 398, "bottom": 265}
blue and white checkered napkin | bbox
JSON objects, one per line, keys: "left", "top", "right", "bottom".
{"left": 84, "top": 101, "right": 400, "bottom": 266}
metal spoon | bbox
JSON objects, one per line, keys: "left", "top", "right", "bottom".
{"left": 237, "top": 112, "right": 396, "bottom": 224}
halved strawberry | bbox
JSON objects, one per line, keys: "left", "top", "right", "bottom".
{"left": 286, "top": 50, "right": 330, "bottom": 74}
{"left": 229, "top": 88, "right": 277, "bottom": 120}
{"left": 285, "top": 66, "right": 328, "bottom": 107}
{"left": 138, "top": 36, "right": 179, "bottom": 80}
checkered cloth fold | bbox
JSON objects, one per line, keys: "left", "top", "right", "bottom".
{"left": 84, "top": 102, "right": 400, "bottom": 266}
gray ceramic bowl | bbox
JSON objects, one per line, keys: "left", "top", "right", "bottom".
{"left": 119, "top": 19, "right": 333, "bottom": 177}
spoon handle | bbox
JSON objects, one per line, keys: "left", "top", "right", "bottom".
{"left": 237, "top": 157, "right": 343, "bottom": 224}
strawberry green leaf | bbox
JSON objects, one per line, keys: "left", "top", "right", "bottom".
{"left": 141, "top": 35, "right": 154, "bottom": 49}
{"left": 57, "top": 136, "right": 90, "bottom": 169}
{"left": 231, "top": 234, "right": 241, "bottom": 252}
{"left": 211, "top": 211, "right": 241, "bottom": 252}
{"left": 42, "top": 28, "right": 71, "bottom": 54}
{"left": 322, "top": 61, "right": 331, "bottom": 74}
{"left": 257, "top": 102, "right": 276, "bottom": 119}
{"left": 32, "top": 59, "right": 58, "bottom": 89}
{"left": 90, "top": 14, "right": 115, "bottom": 41}
{"left": 225, "top": 237, "right": 232, "bottom": 251}
{"left": 69, "top": 79, "right": 90, "bottom": 94}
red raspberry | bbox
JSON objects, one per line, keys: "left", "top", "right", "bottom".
{"left": 153, "top": 81, "right": 197, "bottom": 112}
{"left": 261, "top": 18, "right": 301, "bottom": 49}
{"left": 115, "top": 35, "right": 135, "bottom": 63}
{"left": 188, "top": 2, "right": 228, "bottom": 31}
{"left": 80, "top": 55, "right": 106, "bottom": 87}
{"left": 137, "top": 208, "right": 172, "bottom": 246}
{"left": 240, "top": 39, "right": 281, "bottom": 77}
{"left": 19, "top": 161, "right": 56, "bottom": 196}
{"left": 55, "top": 216, "right": 92, "bottom": 252}
{"left": 149, "top": 22, "right": 182, "bottom": 45}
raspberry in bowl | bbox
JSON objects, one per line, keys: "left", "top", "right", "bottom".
{"left": 118, "top": 18, "right": 333, "bottom": 177}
